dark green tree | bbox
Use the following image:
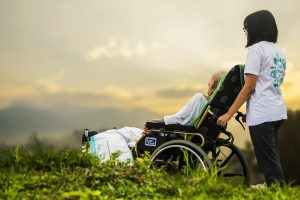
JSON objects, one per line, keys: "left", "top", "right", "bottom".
{"left": 279, "top": 110, "right": 300, "bottom": 185}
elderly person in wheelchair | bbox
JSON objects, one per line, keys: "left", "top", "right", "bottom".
{"left": 150, "top": 70, "right": 225, "bottom": 126}
{"left": 83, "top": 65, "right": 250, "bottom": 185}
{"left": 82, "top": 70, "right": 224, "bottom": 158}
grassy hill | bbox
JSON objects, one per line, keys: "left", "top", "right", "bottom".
{"left": 0, "top": 138, "right": 299, "bottom": 199}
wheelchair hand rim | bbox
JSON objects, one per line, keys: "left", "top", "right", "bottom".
{"left": 151, "top": 144, "right": 208, "bottom": 172}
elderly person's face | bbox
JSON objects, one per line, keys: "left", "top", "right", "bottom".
{"left": 207, "top": 77, "right": 215, "bottom": 96}
{"left": 207, "top": 71, "right": 226, "bottom": 97}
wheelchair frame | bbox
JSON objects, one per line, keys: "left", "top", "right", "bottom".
{"left": 134, "top": 106, "right": 250, "bottom": 185}
{"left": 134, "top": 65, "right": 250, "bottom": 185}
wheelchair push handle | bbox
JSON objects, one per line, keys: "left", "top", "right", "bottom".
{"left": 207, "top": 110, "right": 228, "bottom": 131}
{"left": 235, "top": 111, "right": 246, "bottom": 130}
{"left": 208, "top": 109, "right": 245, "bottom": 131}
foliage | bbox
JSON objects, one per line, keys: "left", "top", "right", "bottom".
{"left": 0, "top": 137, "right": 299, "bottom": 200}
{"left": 279, "top": 110, "right": 300, "bottom": 184}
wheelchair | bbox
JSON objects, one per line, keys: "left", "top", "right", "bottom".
{"left": 82, "top": 65, "right": 250, "bottom": 185}
{"left": 133, "top": 64, "right": 250, "bottom": 185}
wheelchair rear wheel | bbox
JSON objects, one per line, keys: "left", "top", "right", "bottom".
{"left": 210, "top": 142, "right": 250, "bottom": 186}
{"left": 150, "top": 140, "right": 212, "bottom": 175}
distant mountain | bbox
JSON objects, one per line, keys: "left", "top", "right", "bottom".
{"left": 0, "top": 102, "right": 159, "bottom": 144}
{"left": 0, "top": 102, "right": 251, "bottom": 148}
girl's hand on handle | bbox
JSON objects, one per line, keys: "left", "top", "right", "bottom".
{"left": 217, "top": 112, "right": 232, "bottom": 127}
{"left": 217, "top": 74, "right": 257, "bottom": 128}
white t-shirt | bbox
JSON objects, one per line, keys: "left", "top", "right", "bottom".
{"left": 244, "top": 41, "right": 287, "bottom": 126}
{"left": 164, "top": 93, "right": 207, "bottom": 125}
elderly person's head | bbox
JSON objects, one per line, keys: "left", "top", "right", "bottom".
{"left": 207, "top": 71, "right": 226, "bottom": 97}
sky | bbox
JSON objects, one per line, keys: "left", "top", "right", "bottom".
{"left": 0, "top": 0, "right": 300, "bottom": 145}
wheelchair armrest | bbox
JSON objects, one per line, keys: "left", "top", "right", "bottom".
{"left": 145, "top": 121, "right": 198, "bottom": 132}
{"left": 145, "top": 121, "right": 165, "bottom": 128}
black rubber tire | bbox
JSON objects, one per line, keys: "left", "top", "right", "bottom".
{"left": 214, "top": 143, "right": 251, "bottom": 186}
{"left": 151, "top": 140, "right": 212, "bottom": 173}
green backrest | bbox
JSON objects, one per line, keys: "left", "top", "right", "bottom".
{"left": 191, "top": 74, "right": 227, "bottom": 127}
{"left": 192, "top": 65, "right": 245, "bottom": 129}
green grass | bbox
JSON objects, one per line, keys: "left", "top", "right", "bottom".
{"left": 0, "top": 138, "right": 299, "bottom": 200}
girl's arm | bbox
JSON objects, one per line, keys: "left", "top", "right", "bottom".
{"left": 217, "top": 74, "right": 258, "bottom": 127}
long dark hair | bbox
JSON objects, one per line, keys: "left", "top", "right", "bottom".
{"left": 244, "top": 10, "right": 278, "bottom": 47}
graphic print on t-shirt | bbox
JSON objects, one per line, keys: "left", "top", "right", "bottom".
{"left": 269, "top": 57, "right": 286, "bottom": 88}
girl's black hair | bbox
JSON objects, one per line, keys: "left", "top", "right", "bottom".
{"left": 244, "top": 10, "right": 278, "bottom": 47}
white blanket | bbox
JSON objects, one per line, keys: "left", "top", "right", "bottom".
{"left": 89, "top": 127, "right": 143, "bottom": 162}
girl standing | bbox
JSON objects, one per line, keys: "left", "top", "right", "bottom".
{"left": 217, "top": 10, "right": 287, "bottom": 186}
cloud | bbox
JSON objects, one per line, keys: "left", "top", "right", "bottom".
{"left": 34, "top": 79, "right": 64, "bottom": 94}
{"left": 103, "top": 86, "right": 135, "bottom": 100}
{"left": 85, "top": 38, "right": 165, "bottom": 61}
{"left": 0, "top": 69, "right": 68, "bottom": 107}
{"left": 0, "top": 77, "right": 152, "bottom": 112}
{"left": 0, "top": 80, "right": 205, "bottom": 115}
{"left": 156, "top": 87, "right": 202, "bottom": 99}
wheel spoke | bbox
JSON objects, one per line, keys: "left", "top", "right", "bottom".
{"left": 219, "top": 151, "right": 234, "bottom": 168}
{"left": 213, "top": 144, "right": 250, "bottom": 185}
{"left": 151, "top": 141, "right": 212, "bottom": 174}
